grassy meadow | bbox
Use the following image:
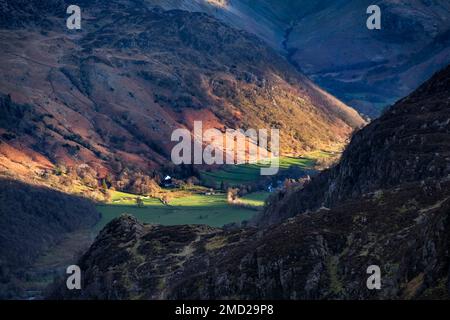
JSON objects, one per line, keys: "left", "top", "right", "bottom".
{"left": 95, "top": 190, "right": 269, "bottom": 231}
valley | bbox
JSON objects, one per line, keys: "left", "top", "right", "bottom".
{"left": 5, "top": 150, "right": 324, "bottom": 299}
{"left": 1, "top": 0, "right": 449, "bottom": 302}
{"left": 91, "top": 152, "right": 328, "bottom": 230}
{"left": 52, "top": 64, "right": 450, "bottom": 300}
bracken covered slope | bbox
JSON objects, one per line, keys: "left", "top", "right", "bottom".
{"left": 0, "top": 0, "right": 364, "bottom": 188}
{"left": 50, "top": 66, "right": 450, "bottom": 300}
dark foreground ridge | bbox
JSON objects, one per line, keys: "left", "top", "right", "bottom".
{"left": 49, "top": 66, "right": 450, "bottom": 300}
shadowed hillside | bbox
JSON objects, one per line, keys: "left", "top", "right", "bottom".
{"left": 0, "top": 179, "right": 100, "bottom": 299}
{"left": 145, "top": 0, "right": 450, "bottom": 117}
{"left": 260, "top": 64, "right": 450, "bottom": 226}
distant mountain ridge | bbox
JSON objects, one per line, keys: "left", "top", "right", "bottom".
{"left": 5, "top": 0, "right": 446, "bottom": 117}
{"left": 140, "top": 0, "right": 450, "bottom": 117}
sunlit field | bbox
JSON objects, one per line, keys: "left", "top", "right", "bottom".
{"left": 199, "top": 153, "right": 328, "bottom": 187}
{"left": 96, "top": 191, "right": 269, "bottom": 231}
{"left": 95, "top": 153, "right": 332, "bottom": 230}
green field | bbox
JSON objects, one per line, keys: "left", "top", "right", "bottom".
{"left": 199, "top": 155, "right": 323, "bottom": 187}
{"left": 95, "top": 191, "right": 269, "bottom": 231}
{"left": 95, "top": 153, "right": 333, "bottom": 231}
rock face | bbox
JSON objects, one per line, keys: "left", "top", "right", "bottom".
{"left": 51, "top": 66, "right": 450, "bottom": 300}
{"left": 0, "top": 0, "right": 364, "bottom": 187}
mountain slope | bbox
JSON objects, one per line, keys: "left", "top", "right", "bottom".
{"left": 51, "top": 65, "right": 450, "bottom": 300}
{"left": 149, "top": 0, "right": 450, "bottom": 117}
{"left": 285, "top": 0, "right": 450, "bottom": 117}
{"left": 0, "top": 0, "right": 364, "bottom": 190}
